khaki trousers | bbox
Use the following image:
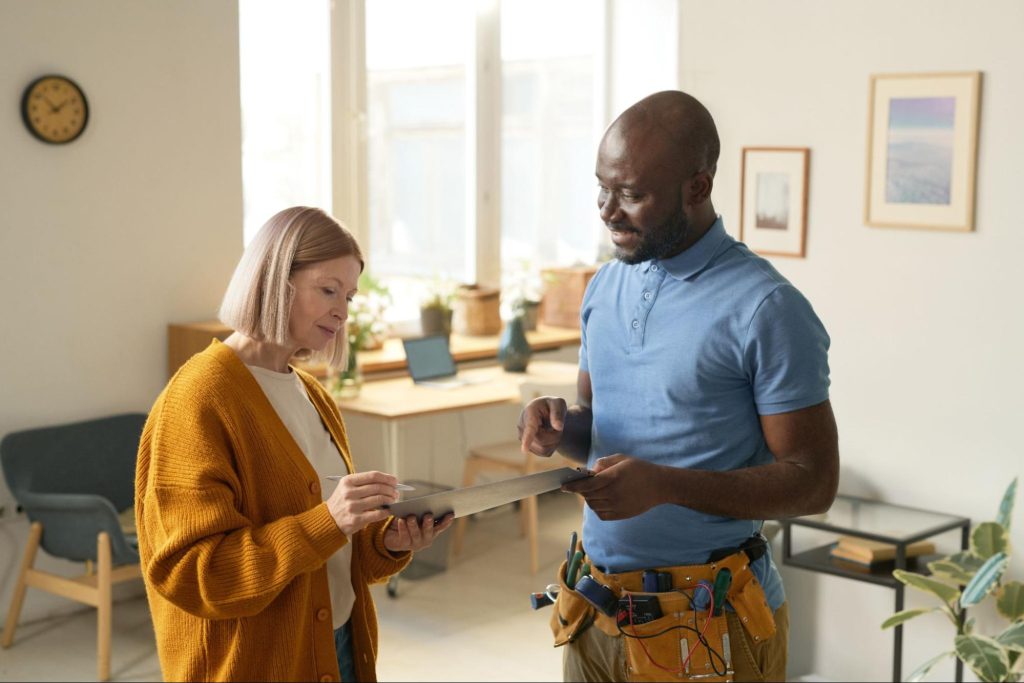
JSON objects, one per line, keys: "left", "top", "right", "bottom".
{"left": 563, "top": 602, "right": 789, "bottom": 682}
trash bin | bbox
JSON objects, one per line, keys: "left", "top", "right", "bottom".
{"left": 386, "top": 480, "right": 453, "bottom": 595}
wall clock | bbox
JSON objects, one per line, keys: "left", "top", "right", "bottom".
{"left": 20, "top": 74, "right": 89, "bottom": 144}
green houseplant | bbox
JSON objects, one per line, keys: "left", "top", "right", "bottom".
{"left": 882, "top": 478, "right": 1024, "bottom": 681}
{"left": 328, "top": 273, "right": 391, "bottom": 399}
{"left": 420, "top": 276, "right": 456, "bottom": 338}
{"left": 502, "top": 259, "right": 544, "bottom": 331}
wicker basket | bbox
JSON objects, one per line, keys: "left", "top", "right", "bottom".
{"left": 452, "top": 285, "right": 501, "bottom": 336}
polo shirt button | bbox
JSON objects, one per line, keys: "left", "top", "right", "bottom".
{"left": 631, "top": 320, "right": 640, "bottom": 329}
{"left": 317, "top": 607, "right": 330, "bottom": 621}
{"left": 310, "top": 481, "right": 320, "bottom": 495}
{"left": 320, "top": 675, "right": 333, "bottom": 682}
{"left": 643, "top": 291, "right": 652, "bottom": 300}
{"left": 651, "top": 264, "right": 658, "bottom": 271}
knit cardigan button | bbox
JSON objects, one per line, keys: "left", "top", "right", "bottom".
{"left": 309, "top": 481, "right": 321, "bottom": 495}
{"left": 320, "top": 675, "right": 333, "bottom": 682}
{"left": 316, "top": 608, "right": 330, "bottom": 622}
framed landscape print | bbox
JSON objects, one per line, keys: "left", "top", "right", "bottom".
{"left": 865, "top": 71, "right": 981, "bottom": 231}
{"left": 739, "top": 147, "right": 810, "bottom": 257}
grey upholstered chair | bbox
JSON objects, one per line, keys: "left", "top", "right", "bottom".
{"left": 1, "top": 413, "right": 147, "bottom": 682}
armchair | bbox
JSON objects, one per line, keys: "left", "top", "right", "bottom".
{"left": 1, "top": 413, "right": 147, "bottom": 682}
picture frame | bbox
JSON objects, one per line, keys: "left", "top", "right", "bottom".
{"left": 739, "top": 147, "right": 810, "bottom": 258}
{"left": 865, "top": 71, "right": 981, "bottom": 231}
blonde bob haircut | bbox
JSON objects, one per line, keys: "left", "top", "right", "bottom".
{"left": 219, "top": 206, "right": 364, "bottom": 370}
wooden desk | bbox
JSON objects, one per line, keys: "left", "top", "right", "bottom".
{"left": 167, "top": 321, "right": 580, "bottom": 379}
{"left": 333, "top": 360, "right": 578, "bottom": 477}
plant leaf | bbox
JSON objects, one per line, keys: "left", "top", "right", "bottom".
{"left": 906, "top": 650, "right": 953, "bottom": 682}
{"left": 948, "top": 551, "right": 987, "bottom": 573}
{"left": 894, "top": 569, "right": 961, "bottom": 606}
{"left": 929, "top": 559, "right": 977, "bottom": 584}
{"left": 955, "top": 634, "right": 1010, "bottom": 682}
{"left": 997, "top": 621, "right": 1024, "bottom": 653}
{"left": 961, "top": 553, "right": 1009, "bottom": 607}
{"left": 972, "top": 522, "right": 1009, "bottom": 559}
{"left": 881, "top": 608, "right": 937, "bottom": 630}
{"left": 996, "top": 581, "right": 1024, "bottom": 621}
{"left": 996, "top": 477, "right": 1018, "bottom": 530}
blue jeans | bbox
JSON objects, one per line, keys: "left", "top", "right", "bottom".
{"left": 334, "top": 621, "right": 357, "bottom": 682}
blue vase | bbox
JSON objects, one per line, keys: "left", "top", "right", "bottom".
{"left": 498, "top": 315, "right": 532, "bottom": 372}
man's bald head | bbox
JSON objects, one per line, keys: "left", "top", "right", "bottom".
{"left": 609, "top": 90, "right": 720, "bottom": 179}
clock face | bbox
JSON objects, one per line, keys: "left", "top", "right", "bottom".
{"left": 21, "top": 75, "right": 89, "bottom": 144}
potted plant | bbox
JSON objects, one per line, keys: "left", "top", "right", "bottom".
{"left": 881, "top": 478, "right": 1023, "bottom": 682}
{"left": 350, "top": 272, "right": 391, "bottom": 350}
{"left": 420, "top": 277, "right": 456, "bottom": 338}
{"left": 502, "top": 259, "right": 544, "bottom": 331}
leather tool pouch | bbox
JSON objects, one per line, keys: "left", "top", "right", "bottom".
{"left": 549, "top": 558, "right": 596, "bottom": 646}
{"left": 619, "top": 590, "right": 734, "bottom": 682}
{"left": 720, "top": 555, "right": 776, "bottom": 644}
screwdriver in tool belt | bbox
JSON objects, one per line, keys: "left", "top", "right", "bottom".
{"left": 566, "top": 550, "right": 584, "bottom": 589}
{"left": 712, "top": 568, "right": 732, "bottom": 616}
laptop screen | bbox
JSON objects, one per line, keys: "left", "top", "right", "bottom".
{"left": 402, "top": 335, "right": 458, "bottom": 382}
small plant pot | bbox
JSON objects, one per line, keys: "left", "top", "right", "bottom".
{"left": 519, "top": 300, "right": 540, "bottom": 331}
{"left": 420, "top": 306, "right": 453, "bottom": 338}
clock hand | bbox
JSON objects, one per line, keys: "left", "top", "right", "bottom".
{"left": 53, "top": 99, "right": 70, "bottom": 112}
{"left": 43, "top": 96, "right": 60, "bottom": 112}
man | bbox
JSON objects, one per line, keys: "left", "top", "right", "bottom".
{"left": 519, "top": 90, "right": 838, "bottom": 682}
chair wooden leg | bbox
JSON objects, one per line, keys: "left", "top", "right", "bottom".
{"left": 97, "top": 532, "right": 112, "bottom": 682}
{"left": 452, "top": 459, "right": 478, "bottom": 557}
{"left": 525, "top": 495, "right": 539, "bottom": 575}
{"left": 2, "top": 521, "right": 42, "bottom": 648}
{"left": 518, "top": 498, "right": 529, "bottom": 537}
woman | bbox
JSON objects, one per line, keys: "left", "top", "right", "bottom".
{"left": 136, "top": 206, "right": 453, "bottom": 682}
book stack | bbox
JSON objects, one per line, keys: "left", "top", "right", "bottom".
{"left": 829, "top": 535, "right": 935, "bottom": 566}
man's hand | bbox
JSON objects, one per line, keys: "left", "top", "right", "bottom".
{"left": 518, "top": 396, "right": 568, "bottom": 456}
{"left": 560, "top": 454, "right": 666, "bottom": 520}
{"left": 384, "top": 513, "right": 455, "bottom": 553}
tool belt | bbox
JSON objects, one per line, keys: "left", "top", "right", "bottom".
{"left": 550, "top": 539, "right": 776, "bottom": 682}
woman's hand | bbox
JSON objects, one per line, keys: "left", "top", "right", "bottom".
{"left": 327, "top": 471, "right": 401, "bottom": 536}
{"left": 384, "top": 512, "right": 455, "bottom": 553}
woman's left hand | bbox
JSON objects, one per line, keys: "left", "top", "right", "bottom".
{"left": 383, "top": 512, "right": 455, "bottom": 553}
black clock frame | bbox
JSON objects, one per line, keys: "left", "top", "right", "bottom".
{"left": 20, "top": 74, "right": 90, "bottom": 145}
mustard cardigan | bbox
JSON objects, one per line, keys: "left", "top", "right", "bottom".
{"left": 135, "top": 340, "right": 410, "bottom": 682}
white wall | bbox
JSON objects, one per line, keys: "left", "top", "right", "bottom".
{"left": 676, "top": 1, "right": 1024, "bottom": 679}
{"left": 0, "top": 0, "right": 242, "bottom": 622}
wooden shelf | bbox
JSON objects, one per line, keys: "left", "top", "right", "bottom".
{"left": 784, "top": 543, "right": 941, "bottom": 589}
{"left": 167, "top": 320, "right": 581, "bottom": 379}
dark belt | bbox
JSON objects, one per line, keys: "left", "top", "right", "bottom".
{"left": 706, "top": 533, "right": 768, "bottom": 564}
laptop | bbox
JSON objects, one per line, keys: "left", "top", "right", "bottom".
{"left": 402, "top": 335, "right": 490, "bottom": 389}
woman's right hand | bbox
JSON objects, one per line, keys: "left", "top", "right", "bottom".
{"left": 517, "top": 396, "right": 567, "bottom": 456}
{"left": 326, "top": 471, "right": 400, "bottom": 536}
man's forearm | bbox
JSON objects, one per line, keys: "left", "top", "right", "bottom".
{"left": 554, "top": 405, "right": 592, "bottom": 464}
{"left": 654, "top": 460, "right": 838, "bottom": 520}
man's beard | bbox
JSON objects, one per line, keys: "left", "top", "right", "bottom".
{"left": 613, "top": 207, "right": 691, "bottom": 265}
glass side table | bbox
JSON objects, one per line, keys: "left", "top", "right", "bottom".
{"left": 779, "top": 494, "right": 971, "bottom": 682}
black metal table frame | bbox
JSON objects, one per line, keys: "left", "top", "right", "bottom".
{"left": 779, "top": 494, "right": 970, "bottom": 682}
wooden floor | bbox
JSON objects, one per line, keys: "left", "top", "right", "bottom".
{"left": 0, "top": 491, "right": 583, "bottom": 682}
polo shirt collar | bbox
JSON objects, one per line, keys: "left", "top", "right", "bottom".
{"left": 642, "top": 216, "right": 729, "bottom": 280}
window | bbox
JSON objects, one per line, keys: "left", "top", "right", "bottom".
{"left": 364, "top": 0, "right": 604, "bottom": 322}
{"left": 500, "top": 0, "right": 602, "bottom": 270}
{"left": 239, "top": 0, "right": 331, "bottom": 245}
{"left": 237, "top": 1, "right": 679, "bottom": 325}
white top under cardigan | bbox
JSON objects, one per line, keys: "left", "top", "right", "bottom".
{"left": 247, "top": 364, "right": 356, "bottom": 629}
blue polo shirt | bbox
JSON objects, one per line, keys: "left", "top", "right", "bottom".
{"left": 579, "top": 217, "right": 830, "bottom": 610}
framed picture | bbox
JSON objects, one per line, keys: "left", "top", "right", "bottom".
{"left": 865, "top": 71, "right": 981, "bottom": 231}
{"left": 739, "top": 147, "right": 810, "bottom": 258}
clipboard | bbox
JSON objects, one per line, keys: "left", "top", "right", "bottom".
{"left": 385, "top": 467, "right": 592, "bottom": 521}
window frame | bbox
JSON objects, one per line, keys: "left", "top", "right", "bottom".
{"left": 331, "top": 0, "right": 613, "bottom": 316}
